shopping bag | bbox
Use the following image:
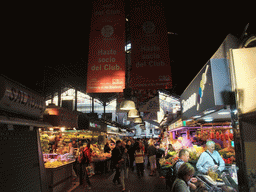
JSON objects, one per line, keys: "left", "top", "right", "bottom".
{"left": 108, "top": 170, "right": 116, "bottom": 181}
{"left": 86, "top": 166, "right": 94, "bottom": 177}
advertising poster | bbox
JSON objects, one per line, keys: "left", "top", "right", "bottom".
{"left": 87, "top": 0, "right": 125, "bottom": 93}
{"left": 129, "top": 0, "right": 172, "bottom": 90}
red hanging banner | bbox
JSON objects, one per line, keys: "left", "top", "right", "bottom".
{"left": 129, "top": 0, "right": 172, "bottom": 90}
{"left": 87, "top": 0, "right": 125, "bottom": 93}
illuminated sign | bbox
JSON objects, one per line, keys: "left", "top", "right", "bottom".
{"left": 181, "top": 93, "right": 196, "bottom": 113}
{"left": 89, "top": 122, "right": 101, "bottom": 128}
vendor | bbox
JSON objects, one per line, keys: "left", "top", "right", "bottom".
{"left": 196, "top": 141, "right": 225, "bottom": 174}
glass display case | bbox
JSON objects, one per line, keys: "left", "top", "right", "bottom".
{"left": 196, "top": 164, "right": 239, "bottom": 192}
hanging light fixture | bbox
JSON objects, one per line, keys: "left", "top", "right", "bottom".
{"left": 128, "top": 109, "right": 139, "bottom": 118}
{"left": 134, "top": 117, "right": 142, "bottom": 124}
{"left": 120, "top": 100, "right": 136, "bottom": 110}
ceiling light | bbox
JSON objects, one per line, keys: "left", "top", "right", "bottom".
{"left": 193, "top": 115, "right": 201, "bottom": 118}
{"left": 120, "top": 100, "right": 136, "bottom": 110}
{"left": 204, "top": 118, "right": 213, "bottom": 122}
{"left": 134, "top": 117, "right": 142, "bottom": 124}
{"left": 128, "top": 109, "right": 140, "bottom": 118}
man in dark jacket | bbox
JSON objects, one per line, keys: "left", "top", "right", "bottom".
{"left": 112, "top": 140, "right": 123, "bottom": 185}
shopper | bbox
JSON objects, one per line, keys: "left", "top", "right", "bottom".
{"left": 175, "top": 149, "right": 190, "bottom": 172}
{"left": 147, "top": 139, "right": 157, "bottom": 176}
{"left": 134, "top": 142, "right": 145, "bottom": 178}
{"left": 175, "top": 149, "right": 196, "bottom": 190}
{"left": 112, "top": 140, "right": 123, "bottom": 185}
{"left": 80, "top": 142, "right": 92, "bottom": 190}
{"left": 104, "top": 141, "right": 111, "bottom": 153}
{"left": 120, "top": 148, "right": 130, "bottom": 192}
{"left": 171, "top": 163, "right": 195, "bottom": 192}
{"left": 126, "top": 140, "right": 135, "bottom": 172}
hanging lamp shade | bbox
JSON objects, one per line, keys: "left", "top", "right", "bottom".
{"left": 134, "top": 117, "right": 142, "bottom": 124}
{"left": 120, "top": 100, "right": 136, "bottom": 110}
{"left": 128, "top": 109, "right": 140, "bottom": 118}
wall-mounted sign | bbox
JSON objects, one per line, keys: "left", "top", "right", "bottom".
{"left": 0, "top": 76, "right": 45, "bottom": 118}
{"left": 86, "top": 0, "right": 125, "bottom": 93}
{"left": 180, "top": 34, "right": 240, "bottom": 120}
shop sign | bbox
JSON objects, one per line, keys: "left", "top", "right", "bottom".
{"left": 129, "top": 0, "right": 172, "bottom": 90}
{"left": 169, "top": 119, "right": 183, "bottom": 130}
{"left": 86, "top": 0, "right": 125, "bottom": 93}
{"left": 0, "top": 76, "right": 45, "bottom": 118}
{"left": 180, "top": 61, "right": 215, "bottom": 120}
{"left": 180, "top": 34, "right": 239, "bottom": 120}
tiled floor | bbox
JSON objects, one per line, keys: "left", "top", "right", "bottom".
{"left": 72, "top": 166, "right": 168, "bottom": 192}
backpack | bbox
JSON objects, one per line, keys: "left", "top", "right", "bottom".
{"left": 80, "top": 149, "right": 89, "bottom": 164}
{"left": 165, "top": 160, "right": 179, "bottom": 190}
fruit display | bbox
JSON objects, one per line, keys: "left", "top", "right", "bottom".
{"left": 192, "top": 145, "right": 205, "bottom": 154}
{"left": 44, "top": 160, "right": 69, "bottom": 168}
{"left": 167, "top": 151, "right": 178, "bottom": 156}
{"left": 159, "top": 156, "right": 179, "bottom": 167}
{"left": 44, "top": 154, "right": 75, "bottom": 168}
{"left": 90, "top": 143, "right": 111, "bottom": 161}
{"left": 40, "top": 134, "right": 50, "bottom": 153}
{"left": 219, "top": 147, "right": 236, "bottom": 164}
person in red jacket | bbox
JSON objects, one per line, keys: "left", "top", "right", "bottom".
{"left": 79, "top": 142, "right": 92, "bottom": 189}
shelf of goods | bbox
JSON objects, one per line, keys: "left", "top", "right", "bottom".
{"left": 90, "top": 144, "right": 111, "bottom": 162}
{"left": 43, "top": 154, "right": 75, "bottom": 192}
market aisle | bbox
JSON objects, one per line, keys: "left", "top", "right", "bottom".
{"left": 71, "top": 165, "right": 167, "bottom": 192}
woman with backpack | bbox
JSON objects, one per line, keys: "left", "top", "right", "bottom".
{"left": 78, "top": 142, "right": 92, "bottom": 190}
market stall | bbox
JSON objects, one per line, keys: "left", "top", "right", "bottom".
{"left": 160, "top": 34, "right": 242, "bottom": 191}
{"left": 0, "top": 76, "right": 49, "bottom": 192}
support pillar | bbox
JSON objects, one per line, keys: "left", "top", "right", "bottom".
{"left": 75, "top": 88, "right": 77, "bottom": 111}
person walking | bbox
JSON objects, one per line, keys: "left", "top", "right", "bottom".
{"left": 126, "top": 140, "right": 135, "bottom": 172}
{"left": 112, "top": 140, "right": 123, "bottom": 186}
{"left": 79, "top": 142, "right": 92, "bottom": 190}
{"left": 134, "top": 142, "right": 145, "bottom": 178}
{"left": 147, "top": 139, "right": 157, "bottom": 176}
{"left": 120, "top": 147, "right": 129, "bottom": 192}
